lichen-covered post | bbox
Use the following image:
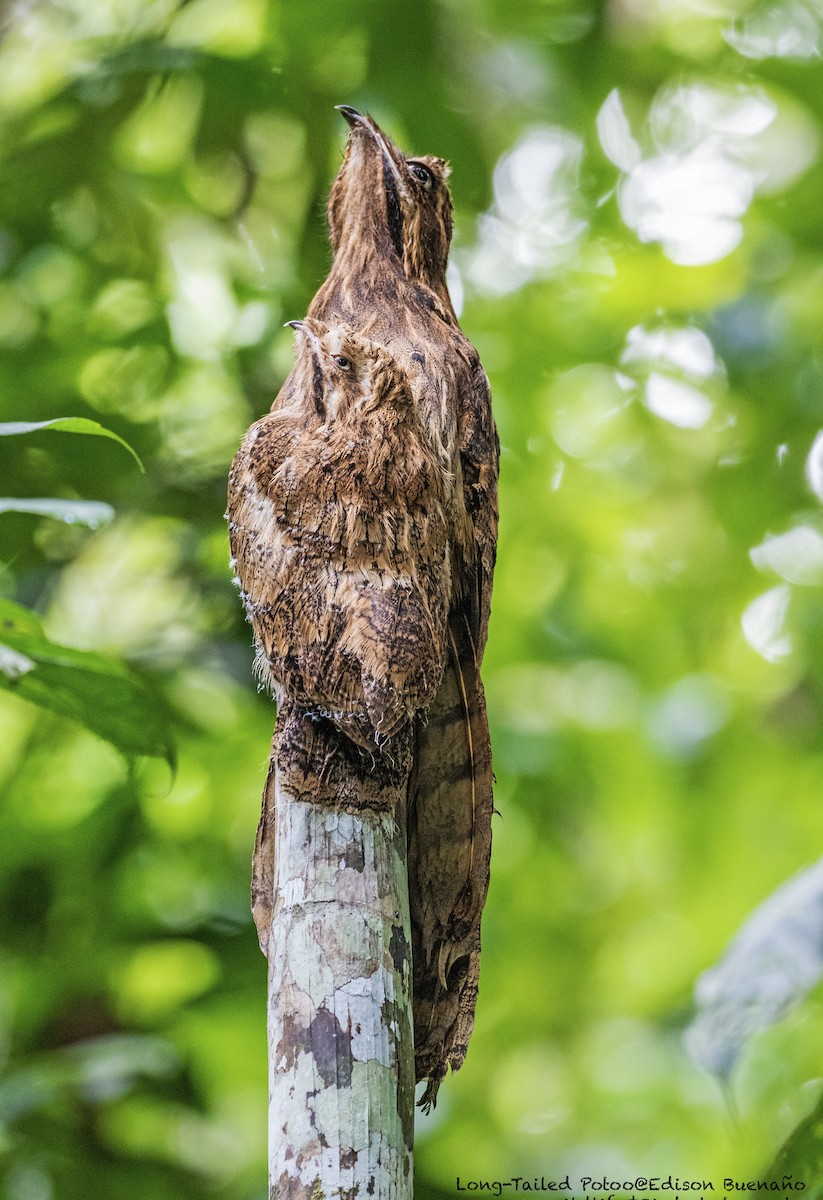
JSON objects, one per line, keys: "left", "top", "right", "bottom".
{"left": 265, "top": 708, "right": 415, "bottom": 1200}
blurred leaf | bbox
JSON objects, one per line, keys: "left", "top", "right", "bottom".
{"left": 0, "top": 599, "right": 44, "bottom": 637}
{"left": 0, "top": 1035, "right": 180, "bottom": 1123}
{"left": 0, "top": 418, "right": 144, "bottom": 472}
{"left": 0, "top": 498, "right": 115, "bottom": 528}
{"left": 686, "top": 859, "right": 823, "bottom": 1081}
{"left": 0, "top": 600, "right": 174, "bottom": 764}
{"left": 764, "top": 1084, "right": 823, "bottom": 1196}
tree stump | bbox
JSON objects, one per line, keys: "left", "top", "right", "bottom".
{"left": 264, "top": 707, "right": 415, "bottom": 1200}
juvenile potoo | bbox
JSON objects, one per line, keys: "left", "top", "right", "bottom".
{"left": 228, "top": 320, "right": 450, "bottom": 754}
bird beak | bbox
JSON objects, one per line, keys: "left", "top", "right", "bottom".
{"left": 335, "top": 104, "right": 364, "bottom": 128}
{"left": 285, "top": 319, "right": 320, "bottom": 350}
{"left": 335, "top": 104, "right": 407, "bottom": 195}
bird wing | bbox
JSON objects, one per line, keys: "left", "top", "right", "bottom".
{"left": 408, "top": 358, "right": 499, "bottom": 1101}
{"left": 230, "top": 346, "right": 452, "bottom": 749}
{"left": 459, "top": 359, "right": 499, "bottom": 657}
{"left": 228, "top": 418, "right": 372, "bottom": 748}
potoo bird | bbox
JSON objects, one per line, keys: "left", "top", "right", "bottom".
{"left": 228, "top": 108, "right": 498, "bottom": 1108}
{"left": 228, "top": 319, "right": 450, "bottom": 756}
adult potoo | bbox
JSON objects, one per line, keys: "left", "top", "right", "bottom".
{"left": 306, "top": 109, "right": 498, "bottom": 1108}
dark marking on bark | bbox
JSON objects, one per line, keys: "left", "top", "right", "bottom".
{"left": 342, "top": 839, "right": 365, "bottom": 873}
{"left": 380, "top": 996, "right": 415, "bottom": 1151}
{"left": 389, "top": 924, "right": 409, "bottom": 975}
{"left": 310, "top": 1116, "right": 329, "bottom": 1149}
{"left": 276, "top": 1010, "right": 307, "bottom": 1074}
{"left": 303, "top": 1087, "right": 329, "bottom": 1147}
{"left": 339, "top": 1146, "right": 358, "bottom": 1170}
{"left": 308, "top": 1005, "right": 353, "bottom": 1088}
{"left": 276, "top": 1010, "right": 354, "bottom": 1102}
{"left": 366, "top": 1178, "right": 375, "bottom": 1196}
{"left": 272, "top": 1170, "right": 323, "bottom": 1200}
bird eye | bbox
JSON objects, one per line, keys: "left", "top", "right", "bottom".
{"left": 332, "top": 354, "right": 352, "bottom": 370}
{"left": 407, "top": 161, "right": 434, "bottom": 190}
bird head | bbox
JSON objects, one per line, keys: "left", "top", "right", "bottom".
{"left": 287, "top": 319, "right": 403, "bottom": 422}
{"left": 328, "top": 106, "right": 454, "bottom": 306}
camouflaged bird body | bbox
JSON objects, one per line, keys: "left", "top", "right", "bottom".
{"left": 228, "top": 110, "right": 499, "bottom": 1108}
{"left": 229, "top": 326, "right": 451, "bottom": 752}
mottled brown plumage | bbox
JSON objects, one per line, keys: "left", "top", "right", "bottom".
{"left": 229, "top": 321, "right": 450, "bottom": 753}
{"left": 228, "top": 108, "right": 498, "bottom": 1108}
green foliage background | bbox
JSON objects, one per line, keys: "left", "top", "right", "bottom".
{"left": 2, "top": 0, "right": 823, "bottom": 1196}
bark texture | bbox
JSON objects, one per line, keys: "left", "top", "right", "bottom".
{"left": 266, "top": 705, "right": 414, "bottom": 1200}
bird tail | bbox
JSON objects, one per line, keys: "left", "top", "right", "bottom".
{"left": 408, "top": 608, "right": 494, "bottom": 1102}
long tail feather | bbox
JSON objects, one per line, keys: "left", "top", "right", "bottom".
{"left": 408, "top": 606, "right": 493, "bottom": 1095}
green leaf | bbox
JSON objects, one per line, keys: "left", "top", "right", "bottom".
{"left": 0, "top": 598, "right": 45, "bottom": 638}
{"left": 0, "top": 498, "right": 115, "bottom": 528}
{"left": 0, "top": 417, "right": 144, "bottom": 472}
{"left": 0, "top": 612, "right": 174, "bottom": 765}
{"left": 764, "top": 1085, "right": 823, "bottom": 1195}
{"left": 686, "top": 860, "right": 823, "bottom": 1081}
